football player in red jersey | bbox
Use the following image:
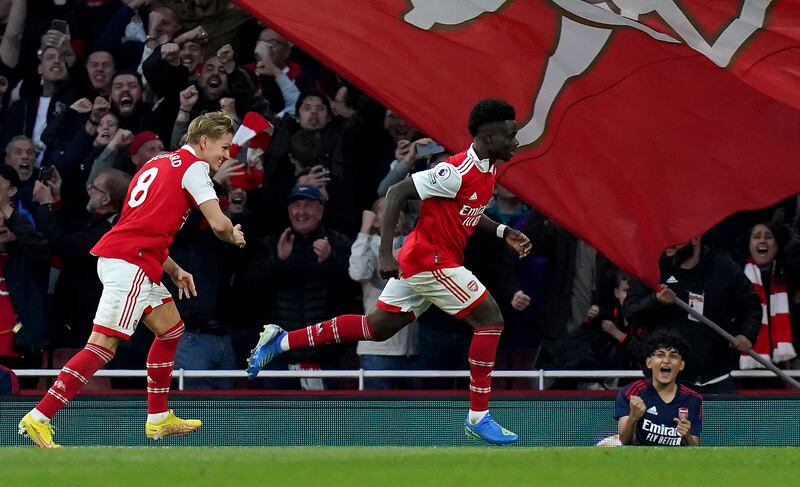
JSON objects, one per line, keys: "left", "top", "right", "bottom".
{"left": 248, "top": 100, "right": 530, "bottom": 445}
{"left": 19, "top": 112, "right": 246, "bottom": 447}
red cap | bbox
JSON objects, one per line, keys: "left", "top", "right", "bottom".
{"left": 129, "top": 131, "right": 161, "bottom": 157}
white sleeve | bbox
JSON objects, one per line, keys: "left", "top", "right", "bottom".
{"left": 182, "top": 161, "right": 218, "bottom": 206}
{"left": 411, "top": 162, "right": 462, "bottom": 200}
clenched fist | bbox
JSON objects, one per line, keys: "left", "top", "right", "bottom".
{"left": 629, "top": 395, "right": 646, "bottom": 421}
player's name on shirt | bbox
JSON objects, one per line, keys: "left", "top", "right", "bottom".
{"left": 640, "top": 418, "right": 682, "bottom": 446}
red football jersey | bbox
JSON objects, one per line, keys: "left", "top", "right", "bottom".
{"left": 91, "top": 146, "right": 218, "bottom": 283}
{"left": 398, "top": 146, "right": 495, "bottom": 278}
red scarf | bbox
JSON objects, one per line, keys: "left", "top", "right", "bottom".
{"left": 740, "top": 259, "right": 796, "bottom": 369}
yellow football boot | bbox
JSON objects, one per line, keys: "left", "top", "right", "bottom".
{"left": 18, "top": 412, "right": 61, "bottom": 448}
{"left": 145, "top": 410, "right": 201, "bottom": 440}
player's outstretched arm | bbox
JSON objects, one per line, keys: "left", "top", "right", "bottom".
{"left": 477, "top": 215, "right": 532, "bottom": 258}
{"left": 378, "top": 178, "right": 419, "bottom": 279}
{"left": 198, "top": 199, "right": 246, "bottom": 248}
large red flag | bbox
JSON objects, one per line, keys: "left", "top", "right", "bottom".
{"left": 234, "top": 0, "right": 800, "bottom": 286}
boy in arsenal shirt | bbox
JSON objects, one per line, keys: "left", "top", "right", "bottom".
{"left": 247, "top": 99, "right": 532, "bottom": 445}
{"left": 19, "top": 111, "right": 246, "bottom": 448}
{"left": 615, "top": 330, "right": 702, "bottom": 446}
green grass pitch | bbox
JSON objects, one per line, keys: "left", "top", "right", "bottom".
{"left": 1, "top": 447, "right": 799, "bottom": 486}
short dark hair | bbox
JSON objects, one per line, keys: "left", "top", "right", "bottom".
{"left": 295, "top": 90, "right": 331, "bottom": 116}
{"left": 111, "top": 70, "right": 142, "bottom": 87}
{"left": 644, "top": 329, "right": 690, "bottom": 359}
{"left": 468, "top": 99, "right": 515, "bottom": 136}
{"left": 0, "top": 164, "right": 20, "bottom": 188}
{"left": 85, "top": 49, "right": 115, "bottom": 66}
{"left": 290, "top": 129, "right": 324, "bottom": 168}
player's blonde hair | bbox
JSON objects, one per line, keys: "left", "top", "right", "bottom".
{"left": 186, "top": 111, "right": 236, "bottom": 144}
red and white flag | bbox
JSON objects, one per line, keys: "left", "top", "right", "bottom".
{"left": 229, "top": 111, "right": 273, "bottom": 190}
{"left": 234, "top": 0, "right": 800, "bottom": 286}
{"left": 230, "top": 111, "right": 273, "bottom": 159}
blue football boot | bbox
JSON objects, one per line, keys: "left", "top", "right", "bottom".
{"left": 464, "top": 413, "right": 519, "bottom": 445}
{"left": 246, "top": 324, "right": 287, "bottom": 380}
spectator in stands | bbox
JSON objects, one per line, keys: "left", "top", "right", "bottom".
{"left": 244, "top": 184, "right": 356, "bottom": 389}
{"left": 349, "top": 199, "right": 419, "bottom": 389}
{"left": 340, "top": 98, "right": 419, "bottom": 210}
{"left": 263, "top": 128, "right": 357, "bottom": 237}
{"left": 377, "top": 138, "right": 444, "bottom": 197}
{"left": 128, "top": 130, "right": 165, "bottom": 171}
{"left": 1, "top": 45, "right": 76, "bottom": 163}
{"left": 162, "top": 0, "right": 252, "bottom": 56}
{"left": 33, "top": 167, "right": 130, "bottom": 348}
{"left": 141, "top": 27, "right": 207, "bottom": 100}
{"left": 86, "top": 128, "right": 134, "bottom": 186}
{"left": 526, "top": 221, "right": 618, "bottom": 383}
{"left": 623, "top": 235, "right": 762, "bottom": 394}
{"left": 4, "top": 135, "right": 37, "bottom": 213}
{"left": 263, "top": 91, "right": 343, "bottom": 182}
{"left": 83, "top": 50, "right": 115, "bottom": 98}
{"left": 254, "top": 27, "right": 318, "bottom": 94}
{"left": 615, "top": 329, "right": 701, "bottom": 446}
{"left": 600, "top": 272, "right": 646, "bottom": 368}
{"left": 330, "top": 81, "right": 360, "bottom": 120}
{"left": 168, "top": 208, "right": 241, "bottom": 390}
{"left": 479, "top": 185, "right": 539, "bottom": 389}
{"left": 108, "top": 72, "right": 153, "bottom": 134}
{"left": 739, "top": 221, "right": 796, "bottom": 370}
{"left": 251, "top": 34, "right": 300, "bottom": 118}
{"left": 0, "top": 0, "right": 26, "bottom": 122}
{"left": 377, "top": 138, "right": 449, "bottom": 226}
{"left": 98, "top": 3, "right": 182, "bottom": 71}
{"left": 50, "top": 96, "right": 112, "bottom": 217}
{"left": 0, "top": 164, "right": 49, "bottom": 368}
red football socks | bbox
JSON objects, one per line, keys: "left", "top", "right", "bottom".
{"left": 468, "top": 326, "right": 503, "bottom": 412}
{"left": 36, "top": 342, "right": 115, "bottom": 418}
{"left": 287, "top": 314, "right": 376, "bottom": 349}
{"left": 146, "top": 321, "right": 184, "bottom": 414}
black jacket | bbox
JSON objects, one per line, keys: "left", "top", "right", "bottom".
{"left": 0, "top": 83, "right": 76, "bottom": 162}
{"left": 35, "top": 204, "right": 115, "bottom": 347}
{"left": 3, "top": 210, "right": 50, "bottom": 355}
{"left": 623, "top": 247, "right": 762, "bottom": 383}
{"left": 244, "top": 225, "right": 357, "bottom": 363}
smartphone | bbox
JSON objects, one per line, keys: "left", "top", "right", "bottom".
{"left": 51, "top": 19, "right": 69, "bottom": 34}
{"left": 38, "top": 166, "right": 55, "bottom": 183}
{"left": 416, "top": 142, "right": 445, "bottom": 157}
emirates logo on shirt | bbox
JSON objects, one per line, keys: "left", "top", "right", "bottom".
{"left": 459, "top": 204, "right": 487, "bottom": 227}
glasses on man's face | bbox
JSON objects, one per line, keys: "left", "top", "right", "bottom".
{"left": 88, "top": 184, "right": 107, "bottom": 195}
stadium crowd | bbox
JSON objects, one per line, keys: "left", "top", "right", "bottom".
{"left": 0, "top": 0, "right": 798, "bottom": 392}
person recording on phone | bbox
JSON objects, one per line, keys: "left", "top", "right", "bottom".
{"left": 1, "top": 24, "right": 79, "bottom": 165}
{"left": 377, "top": 137, "right": 450, "bottom": 226}
{"left": 262, "top": 128, "right": 358, "bottom": 237}
{"left": 377, "top": 137, "right": 448, "bottom": 197}
{"left": 615, "top": 330, "right": 702, "bottom": 446}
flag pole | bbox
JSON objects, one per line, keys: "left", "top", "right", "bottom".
{"left": 673, "top": 297, "right": 800, "bottom": 390}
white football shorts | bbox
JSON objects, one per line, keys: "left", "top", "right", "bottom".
{"left": 92, "top": 257, "right": 173, "bottom": 339}
{"left": 376, "top": 266, "right": 488, "bottom": 319}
